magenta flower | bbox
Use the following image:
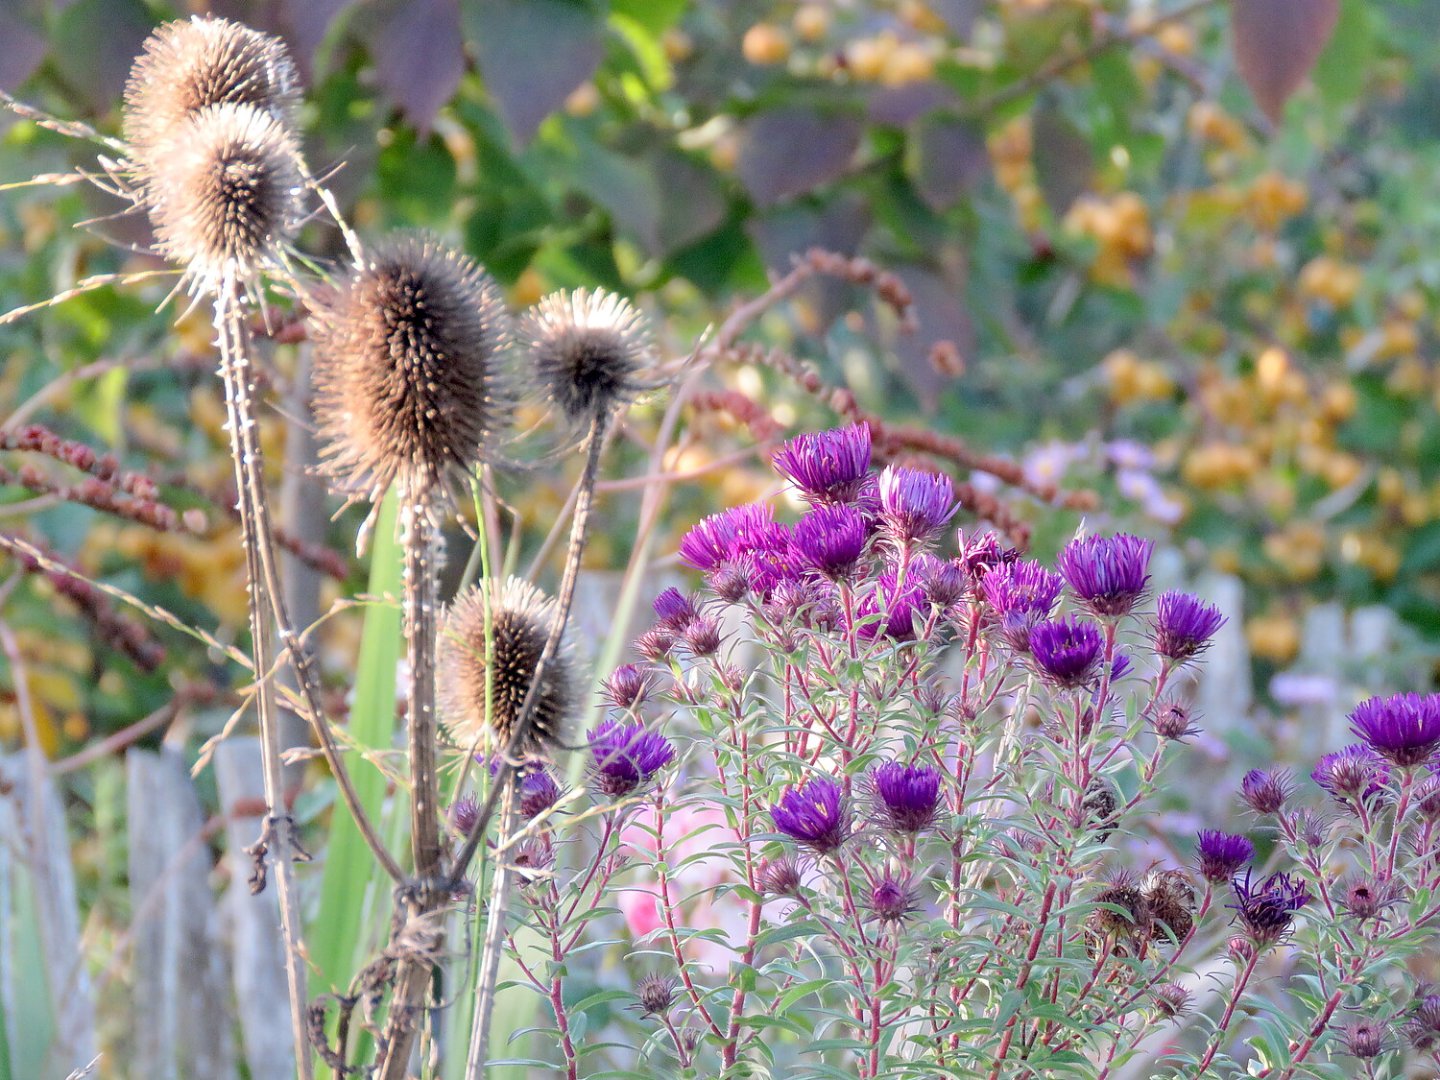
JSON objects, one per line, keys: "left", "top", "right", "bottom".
{"left": 519, "top": 768, "right": 562, "bottom": 819}
{"left": 853, "top": 572, "right": 926, "bottom": 641}
{"left": 1152, "top": 590, "right": 1226, "bottom": 662}
{"left": 588, "top": 718, "right": 675, "bottom": 797}
{"left": 1057, "top": 533, "right": 1154, "bottom": 617}
{"left": 1239, "top": 769, "right": 1292, "bottom": 815}
{"left": 651, "top": 587, "right": 697, "bottom": 631}
{"left": 1028, "top": 616, "right": 1105, "bottom": 689}
{"left": 868, "top": 761, "right": 943, "bottom": 834}
{"left": 678, "top": 502, "right": 779, "bottom": 571}
{"left": 980, "top": 559, "right": 1063, "bottom": 652}
{"left": 876, "top": 466, "right": 957, "bottom": 544}
{"left": 791, "top": 503, "right": 868, "bottom": 579}
{"left": 1312, "top": 744, "right": 1390, "bottom": 804}
{"left": 1349, "top": 692, "right": 1440, "bottom": 768}
{"left": 1231, "top": 869, "right": 1311, "bottom": 946}
{"left": 770, "top": 776, "right": 851, "bottom": 855}
{"left": 771, "top": 423, "right": 872, "bottom": 503}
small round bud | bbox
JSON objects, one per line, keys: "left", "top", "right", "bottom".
{"left": 681, "top": 615, "right": 722, "bottom": 657}
{"left": 631, "top": 974, "right": 679, "bottom": 1018}
{"left": 1151, "top": 699, "right": 1199, "bottom": 740}
{"left": 1341, "top": 1017, "right": 1388, "bottom": 1059}
{"left": 1152, "top": 982, "right": 1192, "bottom": 1020}
{"left": 603, "top": 663, "right": 651, "bottom": 709}
{"left": 1239, "top": 769, "right": 1292, "bottom": 815}
{"left": 759, "top": 856, "right": 803, "bottom": 897}
{"left": 1228, "top": 935, "right": 1256, "bottom": 964}
{"left": 634, "top": 628, "right": 675, "bottom": 661}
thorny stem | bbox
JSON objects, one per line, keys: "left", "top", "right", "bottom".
{"left": 465, "top": 785, "right": 518, "bottom": 1079}
{"left": 215, "top": 290, "right": 314, "bottom": 1080}
{"left": 376, "top": 506, "right": 448, "bottom": 1079}
{"left": 457, "top": 409, "right": 610, "bottom": 1072}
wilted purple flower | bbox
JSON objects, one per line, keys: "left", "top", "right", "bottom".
{"left": 519, "top": 768, "right": 563, "bottom": 819}
{"left": 770, "top": 776, "right": 851, "bottom": 855}
{"left": 853, "top": 573, "right": 926, "bottom": 641}
{"left": 876, "top": 466, "right": 957, "bottom": 544}
{"left": 1057, "top": 533, "right": 1154, "bottom": 617}
{"left": 791, "top": 504, "right": 868, "bottom": 578}
{"left": 1196, "top": 830, "right": 1253, "bottom": 884}
{"left": 450, "top": 794, "right": 481, "bottom": 837}
{"left": 1313, "top": 744, "right": 1390, "bottom": 805}
{"left": 1153, "top": 590, "right": 1226, "bottom": 662}
{"left": 603, "top": 663, "right": 651, "bottom": 708}
{"left": 957, "top": 529, "right": 1019, "bottom": 582}
{"left": 631, "top": 973, "right": 679, "bottom": 1018}
{"left": 1231, "top": 869, "right": 1311, "bottom": 946}
{"left": 1340, "top": 874, "right": 1397, "bottom": 922}
{"left": 868, "top": 761, "right": 943, "bottom": 833}
{"left": 1239, "top": 769, "right": 1292, "bottom": 815}
{"left": 588, "top": 718, "right": 675, "bottom": 797}
{"left": 1349, "top": 692, "right": 1440, "bottom": 768}
{"left": 771, "top": 424, "right": 872, "bottom": 503}
{"left": 980, "top": 560, "right": 1063, "bottom": 651}
{"left": 651, "top": 587, "right": 697, "bottom": 631}
{"left": 1029, "top": 616, "right": 1105, "bottom": 689}
{"left": 758, "top": 855, "right": 804, "bottom": 897}
{"left": 868, "top": 875, "right": 919, "bottom": 923}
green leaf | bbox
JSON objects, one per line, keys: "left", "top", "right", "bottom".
{"left": 1312, "top": 0, "right": 1373, "bottom": 109}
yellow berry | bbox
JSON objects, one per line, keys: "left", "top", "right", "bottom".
{"left": 743, "top": 23, "right": 791, "bottom": 65}
{"left": 793, "top": 4, "right": 831, "bottom": 42}
{"left": 563, "top": 82, "right": 600, "bottom": 117}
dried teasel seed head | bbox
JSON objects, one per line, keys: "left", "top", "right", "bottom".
{"left": 437, "top": 577, "right": 576, "bottom": 755}
{"left": 520, "top": 288, "right": 654, "bottom": 429}
{"left": 123, "top": 16, "right": 299, "bottom": 177}
{"left": 147, "top": 102, "right": 301, "bottom": 288}
{"left": 312, "top": 235, "right": 510, "bottom": 509}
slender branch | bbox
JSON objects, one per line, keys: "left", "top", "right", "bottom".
{"left": 465, "top": 785, "right": 517, "bottom": 1078}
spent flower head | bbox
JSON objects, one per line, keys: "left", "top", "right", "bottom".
{"left": 1231, "top": 869, "right": 1312, "bottom": 947}
{"left": 521, "top": 288, "right": 654, "bottom": 428}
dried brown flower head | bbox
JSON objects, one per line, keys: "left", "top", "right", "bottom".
{"left": 123, "top": 16, "right": 299, "bottom": 175}
{"left": 521, "top": 288, "right": 654, "bottom": 428}
{"left": 437, "top": 577, "right": 575, "bottom": 755}
{"left": 1086, "top": 871, "right": 1151, "bottom": 954}
{"left": 1152, "top": 982, "right": 1192, "bottom": 1020}
{"left": 1143, "top": 868, "right": 1197, "bottom": 944}
{"left": 312, "top": 235, "right": 509, "bottom": 509}
{"left": 631, "top": 974, "right": 679, "bottom": 1018}
{"left": 146, "top": 102, "right": 301, "bottom": 287}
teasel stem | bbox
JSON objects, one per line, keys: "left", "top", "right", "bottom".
{"left": 464, "top": 784, "right": 518, "bottom": 1078}
{"left": 375, "top": 501, "right": 447, "bottom": 1080}
{"left": 457, "top": 408, "right": 611, "bottom": 1075}
{"left": 213, "top": 283, "right": 314, "bottom": 1080}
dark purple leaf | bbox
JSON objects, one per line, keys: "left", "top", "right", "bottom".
{"left": 747, "top": 194, "right": 871, "bottom": 332}
{"left": 370, "top": 0, "right": 464, "bottom": 130}
{"left": 465, "top": 0, "right": 604, "bottom": 146}
{"left": 282, "top": 0, "right": 355, "bottom": 77}
{"left": 0, "top": 7, "right": 46, "bottom": 92}
{"left": 867, "top": 82, "right": 952, "bottom": 127}
{"left": 735, "top": 106, "right": 862, "bottom": 207}
{"left": 1233, "top": 0, "right": 1341, "bottom": 124}
{"left": 886, "top": 261, "right": 973, "bottom": 404}
{"left": 652, "top": 151, "right": 727, "bottom": 256}
{"left": 909, "top": 115, "right": 989, "bottom": 212}
{"left": 1031, "top": 102, "right": 1092, "bottom": 217}
{"left": 930, "top": 0, "right": 980, "bottom": 37}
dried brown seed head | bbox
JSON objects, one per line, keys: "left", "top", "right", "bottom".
{"left": 521, "top": 288, "right": 653, "bottom": 428}
{"left": 146, "top": 102, "right": 301, "bottom": 286}
{"left": 437, "top": 577, "right": 575, "bottom": 755}
{"left": 311, "top": 235, "right": 509, "bottom": 508}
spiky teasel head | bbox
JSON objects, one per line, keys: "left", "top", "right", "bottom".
{"left": 145, "top": 102, "right": 301, "bottom": 292}
{"left": 437, "top": 577, "right": 576, "bottom": 756}
{"left": 520, "top": 288, "right": 655, "bottom": 431}
{"left": 123, "top": 16, "right": 299, "bottom": 180}
{"left": 311, "top": 234, "right": 510, "bottom": 513}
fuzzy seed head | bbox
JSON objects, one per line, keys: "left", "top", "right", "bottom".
{"left": 147, "top": 102, "right": 300, "bottom": 286}
{"left": 1144, "top": 869, "right": 1197, "bottom": 943}
{"left": 312, "top": 235, "right": 509, "bottom": 507}
{"left": 123, "top": 17, "right": 298, "bottom": 173}
{"left": 521, "top": 288, "right": 653, "bottom": 427}
{"left": 437, "top": 577, "right": 575, "bottom": 755}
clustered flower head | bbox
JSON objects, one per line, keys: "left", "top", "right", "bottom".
{"left": 980, "top": 560, "right": 1063, "bottom": 652}
{"left": 791, "top": 503, "right": 869, "bottom": 579}
{"left": 311, "top": 234, "right": 509, "bottom": 510}
{"left": 1028, "top": 615, "right": 1104, "bottom": 689}
{"left": 876, "top": 465, "right": 956, "bottom": 545}
{"left": 1349, "top": 692, "right": 1440, "bottom": 768}
{"left": 1057, "top": 532, "right": 1154, "bottom": 617}
{"left": 587, "top": 718, "right": 675, "bottom": 798}
{"left": 1231, "top": 869, "right": 1312, "bottom": 947}
{"left": 770, "top": 776, "right": 851, "bottom": 855}
{"left": 436, "top": 576, "right": 576, "bottom": 754}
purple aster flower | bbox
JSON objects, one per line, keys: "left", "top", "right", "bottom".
{"left": 853, "top": 572, "right": 926, "bottom": 640}
{"left": 867, "top": 761, "right": 943, "bottom": 833}
{"left": 771, "top": 423, "right": 872, "bottom": 503}
{"left": 1231, "top": 869, "right": 1311, "bottom": 946}
{"left": 1153, "top": 590, "right": 1226, "bottom": 662}
{"left": 1239, "top": 769, "right": 1292, "bottom": 815}
{"left": 588, "top": 718, "right": 675, "bottom": 797}
{"left": 770, "top": 776, "right": 851, "bottom": 855}
{"left": 1349, "top": 692, "right": 1440, "bottom": 768}
{"left": 1313, "top": 744, "right": 1390, "bottom": 804}
{"left": 916, "top": 556, "right": 967, "bottom": 608}
{"left": 868, "top": 874, "right": 919, "bottom": 923}
{"left": 519, "top": 768, "right": 563, "bottom": 819}
{"left": 450, "top": 794, "right": 481, "bottom": 837}
{"left": 980, "top": 559, "right": 1064, "bottom": 651}
{"left": 1028, "top": 616, "right": 1105, "bottom": 689}
{"left": 679, "top": 503, "right": 777, "bottom": 571}
{"left": 791, "top": 503, "right": 868, "bottom": 579}
{"left": 603, "top": 663, "right": 652, "bottom": 709}
{"left": 1195, "top": 830, "right": 1254, "bottom": 884}
{"left": 651, "top": 587, "right": 698, "bottom": 631}
{"left": 876, "top": 465, "right": 957, "bottom": 545}
{"left": 957, "top": 529, "right": 1020, "bottom": 582}
{"left": 1057, "top": 533, "right": 1155, "bottom": 617}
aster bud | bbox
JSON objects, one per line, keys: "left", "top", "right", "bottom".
{"left": 631, "top": 973, "right": 679, "bottom": 1018}
{"left": 759, "top": 856, "right": 804, "bottom": 897}
{"left": 634, "top": 628, "right": 675, "bottom": 661}
{"left": 681, "top": 615, "right": 722, "bottom": 657}
{"left": 1152, "top": 982, "right": 1192, "bottom": 1020}
{"left": 603, "top": 663, "right": 651, "bottom": 708}
{"left": 1239, "top": 769, "right": 1292, "bottom": 815}
{"left": 1341, "top": 1017, "right": 1388, "bottom": 1059}
{"left": 1151, "top": 699, "right": 1199, "bottom": 740}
